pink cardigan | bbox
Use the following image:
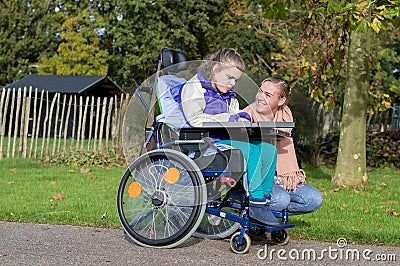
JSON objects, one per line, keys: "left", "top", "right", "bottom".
{"left": 244, "top": 103, "right": 306, "bottom": 191}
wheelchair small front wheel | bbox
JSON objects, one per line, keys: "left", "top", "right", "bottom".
{"left": 230, "top": 232, "right": 251, "bottom": 254}
{"left": 270, "top": 229, "right": 290, "bottom": 246}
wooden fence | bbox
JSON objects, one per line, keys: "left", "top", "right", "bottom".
{"left": 0, "top": 87, "right": 130, "bottom": 159}
{"left": 313, "top": 102, "right": 399, "bottom": 140}
{"left": 1, "top": 87, "right": 399, "bottom": 160}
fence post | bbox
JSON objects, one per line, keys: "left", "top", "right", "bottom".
{"left": 392, "top": 103, "right": 399, "bottom": 130}
{"left": 80, "top": 96, "right": 90, "bottom": 151}
{"left": 22, "top": 87, "right": 31, "bottom": 158}
{"left": 29, "top": 88, "right": 38, "bottom": 158}
{"left": 12, "top": 88, "right": 21, "bottom": 158}
{"left": 34, "top": 90, "right": 45, "bottom": 159}
{"left": 0, "top": 89, "right": 6, "bottom": 159}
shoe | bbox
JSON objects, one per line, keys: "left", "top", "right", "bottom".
{"left": 249, "top": 195, "right": 280, "bottom": 226}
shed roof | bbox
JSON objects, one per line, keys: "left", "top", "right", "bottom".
{"left": 3, "top": 75, "right": 122, "bottom": 96}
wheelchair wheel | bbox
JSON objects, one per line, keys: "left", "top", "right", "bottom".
{"left": 193, "top": 181, "right": 242, "bottom": 239}
{"left": 117, "top": 149, "right": 207, "bottom": 248}
{"left": 230, "top": 232, "right": 251, "bottom": 254}
{"left": 192, "top": 208, "right": 240, "bottom": 239}
{"left": 271, "top": 229, "right": 290, "bottom": 246}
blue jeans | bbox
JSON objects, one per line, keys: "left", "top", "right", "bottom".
{"left": 270, "top": 183, "right": 322, "bottom": 214}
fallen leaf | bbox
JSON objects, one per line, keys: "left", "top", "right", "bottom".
{"left": 88, "top": 175, "right": 97, "bottom": 180}
{"left": 102, "top": 212, "right": 109, "bottom": 219}
{"left": 374, "top": 224, "right": 382, "bottom": 227}
{"left": 330, "top": 187, "right": 341, "bottom": 193}
{"left": 6, "top": 181, "right": 15, "bottom": 185}
{"left": 381, "top": 201, "right": 399, "bottom": 205}
{"left": 80, "top": 168, "right": 91, "bottom": 175}
{"left": 52, "top": 193, "right": 64, "bottom": 200}
{"left": 11, "top": 168, "right": 17, "bottom": 173}
{"left": 386, "top": 208, "right": 399, "bottom": 216}
{"left": 68, "top": 169, "right": 75, "bottom": 173}
{"left": 50, "top": 181, "right": 57, "bottom": 185}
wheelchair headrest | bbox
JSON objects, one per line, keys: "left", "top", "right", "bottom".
{"left": 160, "top": 48, "right": 188, "bottom": 72}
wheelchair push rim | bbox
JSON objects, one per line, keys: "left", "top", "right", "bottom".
{"left": 117, "top": 149, "right": 207, "bottom": 248}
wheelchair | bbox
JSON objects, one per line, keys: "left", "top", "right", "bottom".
{"left": 116, "top": 48, "right": 295, "bottom": 253}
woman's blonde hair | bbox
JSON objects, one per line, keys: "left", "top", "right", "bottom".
{"left": 261, "top": 77, "right": 291, "bottom": 101}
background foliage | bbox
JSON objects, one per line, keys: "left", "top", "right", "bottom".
{"left": 1, "top": 0, "right": 399, "bottom": 152}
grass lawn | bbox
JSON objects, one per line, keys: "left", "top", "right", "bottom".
{"left": 290, "top": 165, "right": 400, "bottom": 246}
{"left": 0, "top": 158, "right": 125, "bottom": 227}
{"left": 1, "top": 157, "right": 399, "bottom": 246}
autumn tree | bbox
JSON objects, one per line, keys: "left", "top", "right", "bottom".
{"left": 106, "top": 0, "right": 229, "bottom": 88}
{"left": 249, "top": 0, "right": 400, "bottom": 187}
{"left": 214, "top": 0, "right": 283, "bottom": 83}
{"left": 332, "top": 1, "right": 399, "bottom": 187}
{"left": 0, "top": 0, "right": 62, "bottom": 86}
{"left": 38, "top": 1, "right": 109, "bottom": 76}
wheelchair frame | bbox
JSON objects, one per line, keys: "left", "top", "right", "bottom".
{"left": 116, "top": 48, "right": 295, "bottom": 254}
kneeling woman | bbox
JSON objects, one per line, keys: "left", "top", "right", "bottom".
{"left": 244, "top": 77, "right": 322, "bottom": 214}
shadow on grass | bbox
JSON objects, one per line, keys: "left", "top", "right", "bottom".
{"left": 303, "top": 164, "right": 333, "bottom": 182}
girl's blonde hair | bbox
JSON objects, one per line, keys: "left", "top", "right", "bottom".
{"left": 200, "top": 48, "right": 246, "bottom": 80}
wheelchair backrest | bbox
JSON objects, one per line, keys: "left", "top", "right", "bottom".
{"left": 156, "top": 75, "right": 189, "bottom": 130}
{"left": 160, "top": 48, "right": 188, "bottom": 72}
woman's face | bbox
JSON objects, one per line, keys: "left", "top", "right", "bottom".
{"left": 211, "top": 64, "right": 243, "bottom": 94}
{"left": 255, "top": 81, "right": 286, "bottom": 115}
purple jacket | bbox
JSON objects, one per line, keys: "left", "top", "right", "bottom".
{"left": 180, "top": 72, "right": 250, "bottom": 128}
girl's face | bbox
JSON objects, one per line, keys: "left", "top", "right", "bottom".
{"left": 256, "top": 81, "right": 286, "bottom": 115}
{"left": 211, "top": 64, "right": 243, "bottom": 94}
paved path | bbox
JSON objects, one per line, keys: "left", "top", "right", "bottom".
{"left": 0, "top": 221, "right": 399, "bottom": 265}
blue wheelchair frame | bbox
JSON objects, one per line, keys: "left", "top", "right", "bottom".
{"left": 118, "top": 48, "right": 295, "bottom": 253}
{"left": 136, "top": 84, "right": 295, "bottom": 252}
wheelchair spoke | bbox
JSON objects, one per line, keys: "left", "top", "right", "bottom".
{"left": 117, "top": 149, "right": 207, "bottom": 248}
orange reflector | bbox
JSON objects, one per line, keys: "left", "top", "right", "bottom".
{"left": 128, "top": 182, "right": 142, "bottom": 198}
{"left": 164, "top": 168, "right": 180, "bottom": 184}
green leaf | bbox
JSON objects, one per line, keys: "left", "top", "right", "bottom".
{"left": 355, "top": 20, "right": 369, "bottom": 33}
{"left": 275, "top": 2, "right": 287, "bottom": 20}
{"left": 324, "top": 101, "right": 335, "bottom": 110}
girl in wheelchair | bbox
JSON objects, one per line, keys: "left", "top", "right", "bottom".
{"left": 180, "top": 48, "right": 280, "bottom": 226}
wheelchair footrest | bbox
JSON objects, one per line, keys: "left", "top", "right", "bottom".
{"left": 262, "top": 222, "right": 295, "bottom": 231}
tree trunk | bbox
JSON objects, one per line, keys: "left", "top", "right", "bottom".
{"left": 332, "top": 30, "right": 369, "bottom": 188}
